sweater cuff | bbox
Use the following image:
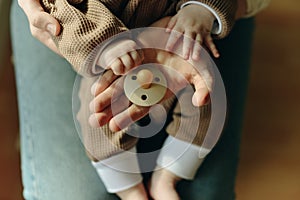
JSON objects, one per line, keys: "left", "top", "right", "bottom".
{"left": 156, "top": 136, "right": 210, "bottom": 180}
{"left": 177, "top": 0, "right": 237, "bottom": 38}
{"left": 180, "top": 1, "right": 222, "bottom": 35}
{"left": 91, "top": 147, "right": 142, "bottom": 193}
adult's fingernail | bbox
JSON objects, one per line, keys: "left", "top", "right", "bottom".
{"left": 46, "top": 24, "right": 56, "bottom": 36}
{"left": 88, "top": 114, "right": 100, "bottom": 128}
{"left": 192, "top": 95, "right": 205, "bottom": 107}
{"left": 89, "top": 101, "right": 95, "bottom": 112}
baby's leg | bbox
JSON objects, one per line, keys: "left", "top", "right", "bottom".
{"left": 91, "top": 150, "right": 147, "bottom": 200}
{"left": 149, "top": 86, "right": 211, "bottom": 200}
{"left": 135, "top": 17, "right": 211, "bottom": 199}
{"left": 76, "top": 76, "right": 147, "bottom": 200}
{"left": 149, "top": 167, "right": 181, "bottom": 200}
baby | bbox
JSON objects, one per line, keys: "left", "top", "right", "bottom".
{"left": 40, "top": 0, "right": 237, "bottom": 200}
{"left": 82, "top": 10, "right": 221, "bottom": 200}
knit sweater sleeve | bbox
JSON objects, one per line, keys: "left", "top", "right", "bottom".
{"left": 176, "top": 0, "right": 238, "bottom": 38}
{"left": 41, "top": 0, "right": 128, "bottom": 76}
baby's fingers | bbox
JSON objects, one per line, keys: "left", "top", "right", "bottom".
{"left": 119, "top": 54, "right": 134, "bottom": 74}
{"left": 192, "top": 34, "right": 203, "bottom": 61}
{"left": 166, "top": 16, "right": 177, "bottom": 33}
{"left": 166, "top": 29, "right": 183, "bottom": 52}
{"left": 183, "top": 32, "right": 195, "bottom": 59}
{"left": 205, "top": 35, "right": 220, "bottom": 58}
{"left": 110, "top": 58, "right": 125, "bottom": 75}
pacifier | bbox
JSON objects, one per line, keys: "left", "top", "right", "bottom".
{"left": 124, "top": 64, "right": 167, "bottom": 107}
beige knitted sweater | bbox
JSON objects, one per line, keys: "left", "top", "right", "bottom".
{"left": 41, "top": 0, "right": 237, "bottom": 75}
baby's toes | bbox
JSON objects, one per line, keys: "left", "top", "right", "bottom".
{"left": 119, "top": 53, "right": 136, "bottom": 74}
{"left": 130, "top": 50, "right": 144, "bottom": 66}
{"left": 110, "top": 58, "right": 124, "bottom": 75}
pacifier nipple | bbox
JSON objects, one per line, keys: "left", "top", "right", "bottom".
{"left": 137, "top": 69, "right": 153, "bottom": 89}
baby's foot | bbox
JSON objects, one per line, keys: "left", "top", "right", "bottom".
{"left": 149, "top": 168, "right": 181, "bottom": 200}
{"left": 116, "top": 182, "right": 148, "bottom": 200}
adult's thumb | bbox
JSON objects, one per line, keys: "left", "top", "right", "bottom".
{"left": 30, "top": 12, "right": 60, "bottom": 36}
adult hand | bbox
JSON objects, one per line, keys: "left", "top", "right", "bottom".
{"left": 89, "top": 48, "right": 212, "bottom": 132}
{"left": 89, "top": 17, "right": 213, "bottom": 132}
{"left": 18, "top": 0, "right": 61, "bottom": 55}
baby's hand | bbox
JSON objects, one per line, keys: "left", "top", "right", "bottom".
{"left": 166, "top": 4, "right": 220, "bottom": 60}
{"left": 97, "top": 40, "right": 144, "bottom": 75}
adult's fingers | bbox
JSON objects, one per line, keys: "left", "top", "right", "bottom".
{"left": 19, "top": 0, "right": 60, "bottom": 36}
{"left": 192, "top": 87, "right": 210, "bottom": 107}
{"left": 30, "top": 12, "right": 60, "bottom": 36}
{"left": 190, "top": 72, "right": 210, "bottom": 107}
{"left": 90, "top": 78, "right": 124, "bottom": 113}
{"left": 91, "top": 70, "right": 119, "bottom": 96}
{"left": 30, "top": 25, "right": 61, "bottom": 55}
{"left": 109, "top": 104, "right": 150, "bottom": 132}
{"left": 89, "top": 94, "right": 130, "bottom": 128}
{"left": 89, "top": 110, "right": 112, "bottom": 128}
